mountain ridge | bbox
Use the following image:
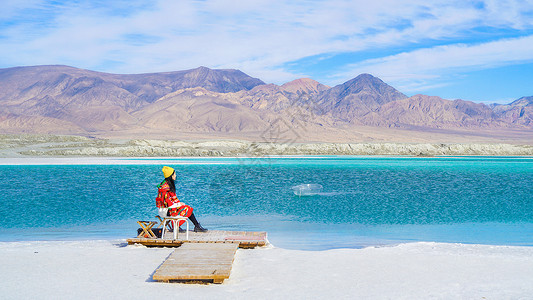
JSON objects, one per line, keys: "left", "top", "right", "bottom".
{"left": 315, "top": 73, "right": 408, "bottom": 123}
{"left": 0, "top": 65, "right": 532, "bottom": 142}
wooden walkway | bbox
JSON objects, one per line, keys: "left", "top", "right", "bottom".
{"left": 152, "top": 243, "right": 239, "bottom": 283}
{"left": 127, "top": 230, "right": 267, "bottom": 249}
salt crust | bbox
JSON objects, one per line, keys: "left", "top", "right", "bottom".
{"left": 1, "top": 154, "right": 532, "bottom": 166}
{"left": 0, "top": 240, "right": 532, "bottom": 299}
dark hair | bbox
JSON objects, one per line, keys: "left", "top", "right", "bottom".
{"left": 164, "top": 171, "right": 176, "bottom": 194}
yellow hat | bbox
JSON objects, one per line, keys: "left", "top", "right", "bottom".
{"left": 162, "top": 166, "right": 175, "bottom": 178}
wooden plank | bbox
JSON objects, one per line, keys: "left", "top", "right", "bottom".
{"left": 127, "top": 230, "right": 267, "bottom": 248}
{"left": 152, "top": 243, "right": 239, "bottom": 283}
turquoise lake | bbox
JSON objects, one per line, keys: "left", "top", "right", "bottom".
{"left": 0, "top": 156, "right": 532, "bottom": 250}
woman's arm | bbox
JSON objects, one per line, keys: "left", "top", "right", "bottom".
{"left": 166, "top": 191, "right": 185, "bottom": 208}
{"left": 168, "top": 201, "right": 184, "bottom": 208}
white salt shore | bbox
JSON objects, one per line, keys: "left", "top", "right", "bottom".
{"left": 1, "top": 240, "right": 532, "bottom": 299}
{"left": 0, "top": 157, "right": 235, "bottom": 165}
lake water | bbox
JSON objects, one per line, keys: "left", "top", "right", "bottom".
{"left": 0, "top": 156, "right": 532, "bottom": 250}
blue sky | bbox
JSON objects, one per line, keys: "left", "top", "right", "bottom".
{"left": 1, "top": 0, "right": 533, "bottom": 104}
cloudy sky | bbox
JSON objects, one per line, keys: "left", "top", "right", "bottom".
{"left": 1, "top": 0, "right": 532, "bottom": 103}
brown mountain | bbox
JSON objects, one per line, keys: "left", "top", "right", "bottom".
{"left": 0, "top": 65, "right": 265, "bottom": 133}
{"left": 492, "top": 96, "right": 533, "bottom": 126}
{"left": 0, "top": 112, "right": 85, "bottom": 134}
{"left": 233, "top": 84, "right": 292, "bottom": 111}
{"left": 0, "top": 65, "right": 532, "bottom": 142}
{"left": 364, "top": 95, "right": 504, "bottom": 128}
{"left": 280, "top": 78, "right": 330, "bottom": 94}
{"left": 315, "top": 73, "right": 408, "bottom": 123}
{"left": 132, "top": 87, "right": 270, "bottom": 132}
{"left": 0, "top": 65, "right": 264, "bottom": 108}
{"left": 510, "top": 96, "right": 533, "bottom": 107}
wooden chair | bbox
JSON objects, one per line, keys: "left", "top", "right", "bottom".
{"left": 137, "top": 220, "right": 157, "bottom": 238}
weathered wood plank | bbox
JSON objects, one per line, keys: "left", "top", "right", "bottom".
{"left": 127, "top": 230, "right": 267, "bottom": 248}
{"left": 152, "top": 243, "right": 239, "bottom": 283}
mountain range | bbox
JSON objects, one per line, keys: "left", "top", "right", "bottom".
{"left": 0, "top": 65, "right": 532, "bottom": 143}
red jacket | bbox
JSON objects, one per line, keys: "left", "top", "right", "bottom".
{"left": 156, "top": 181, "right": 193, "bottom": 218}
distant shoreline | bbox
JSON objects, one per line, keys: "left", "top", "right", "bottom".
{"left": 1, "top": 134, "right": 533, "bottom": 158}
{"left": 2, "top": 155, "right": 533, "bottom": 166}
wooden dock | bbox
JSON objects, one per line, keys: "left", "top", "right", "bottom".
{"left": 129, "top": 229, "right": 267, "bottom": 283}
{"left": 127, "top": 230, "right": 267, "bottom": 249}
{"left": 152, "top": 243, "right": 239, "bottom": 283}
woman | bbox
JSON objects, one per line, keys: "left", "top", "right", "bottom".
{"left": 156, "top": 166, "right": 207, "bottom": 232}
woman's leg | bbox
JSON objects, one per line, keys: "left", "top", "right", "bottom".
{"left": 188, "top": 213, "right": 199, "bottom": 226}
{"left": 189, "top": 213, "right": 207, "bottom": 232}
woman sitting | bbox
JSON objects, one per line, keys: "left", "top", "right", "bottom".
{"left": 156, "top": 166, "right": 207, "bottom": 232}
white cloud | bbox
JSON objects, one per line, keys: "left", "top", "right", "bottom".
{"left": 0, "top": 0, "right": 43, "bottom": 20}
{"left": 0, "top": 0, "right": 532, "bottom": 86}
{"left": 340, "top": 35, "right": 533, "bottom": 92}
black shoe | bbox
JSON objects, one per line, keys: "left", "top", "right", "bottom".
{"left": 194, "top": 224, "right": 208, "bottom": 232}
